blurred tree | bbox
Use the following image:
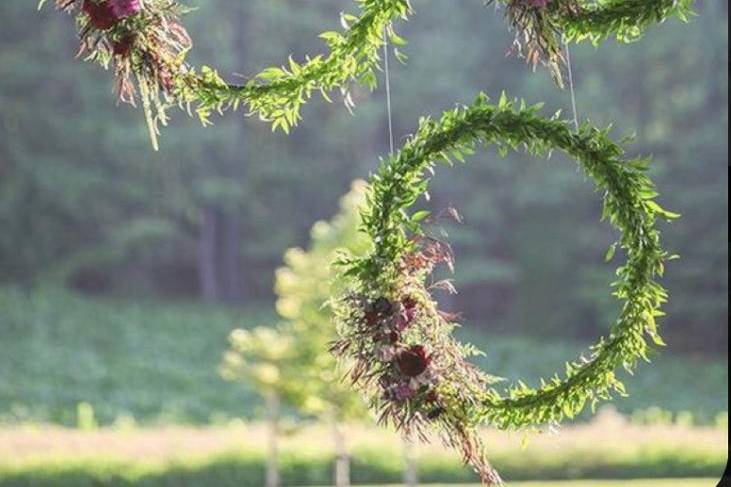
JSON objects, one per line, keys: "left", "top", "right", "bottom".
{"left": 219, "top": 326, "right": 301, "bottom": 487}
{"left": 224, "top": 180, "right": 425, "bottom": 486}
{"left": 274, "top": 180, "right": 372, "bottom": 487}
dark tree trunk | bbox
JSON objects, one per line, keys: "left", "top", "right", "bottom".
{"left": 199, "top": 206, "right": 218, "bottom": 302}
{"left": 219, "top": 209, "right": 243, "bottom": 302}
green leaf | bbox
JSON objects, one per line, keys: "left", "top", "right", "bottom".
{"left": 410, "top": 210, "right": 431, "bottom": 223}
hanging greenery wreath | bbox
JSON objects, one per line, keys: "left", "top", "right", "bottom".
{"left": 330, "top": 93, "right": 679, "bottom": 484}
{"left": 46, "top": 0, "right": 694, "bottom": 148}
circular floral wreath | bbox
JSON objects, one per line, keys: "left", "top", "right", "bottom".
{"left": 47, "top": 0, "right": 693, "bottom": 148}
{"left": 331, "top": 93, "right": 678, "bottom": 484}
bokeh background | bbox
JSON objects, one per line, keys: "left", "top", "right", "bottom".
{"left": 0, "top": 1, "right": 727, "bottom": 486}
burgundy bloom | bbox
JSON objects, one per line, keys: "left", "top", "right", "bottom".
{"left": 364, "top": 309, "right": 380, "bottom": 327}
{"left": 425, "top": 390, "right": 439, "bottom": 403}
{"left": 109, "top": 0, "right": 143, "bottom": 19}
{"left": 82, "top": 0, "right": 117, "bottom": 30}
{"left": 402, "top": 296, "right": 418, "bottom": 310}
{"left": 387, "top": 330, "right": 400, "bottom": 344}
{"left": 112, "top": 34, "right": 135, "bottom": 57}
{"left": 396, "top": 345, "right": 431, "bottom": 378}
{"left": 364, "top": 297, "right": 394, "bottom": 326}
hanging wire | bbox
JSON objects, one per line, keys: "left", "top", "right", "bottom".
{"left": 383, "top": 26, "right": 395, "bottom": 155}
{"left": 564, "top": 41, "right": 579, "bottom": 131}
{"left": 385, "top": 36, "right": 418, "bottom": 484}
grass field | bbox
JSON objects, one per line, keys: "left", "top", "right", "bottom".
{"left": 1, "top": 416, "right": 726, "bottom": 486}
{"left": 0, "top": 287, "right": 727, "bottom": 426}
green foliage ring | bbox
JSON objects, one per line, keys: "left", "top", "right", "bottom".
{"left": 332, "top": 93, "right": 678, "bottom": 483}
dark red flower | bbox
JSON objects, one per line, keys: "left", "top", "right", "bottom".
{"left": 396, "top": 345, "right": 431, "bottom": 377}
{"left": 388, "top": 330, "right": 400, "bottom": 344}
{"left": 364, "top": 309, "right": 380, "bottom": 327}
{"left": 372, "top": 297, "right": 394, "bottom": 315}
{"left": 425, "top": 390, "right": 439, "bottom": 403}
{"left": 82, "top": 0, "right": 117, "bottom": 30}
{"left": 112, "top": 34, "right": 135, "bottom": 57}
{"left": 402, "top": 296, "right": 418, "bottom": 310}
{"left": 364, "top": 297, "right": 394, "bottom": 327}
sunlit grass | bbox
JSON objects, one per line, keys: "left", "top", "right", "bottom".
{"left": 332, "top": 481, "right": 719, "bottom": 487}
{"left": 2, "top": 415, "right": 727, "bottom": 466}
{"left": 0, "top": 416, "right": 726, "bottom": 485}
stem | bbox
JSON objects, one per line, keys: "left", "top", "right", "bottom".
{"left": 135, "top": 71, "right": 159, "bottom": 152}
{"left": 265, "top": 392, "right": 280, "bottom": 487}
{"left": 332, "top": 418, "right": 350, "bottom": 487}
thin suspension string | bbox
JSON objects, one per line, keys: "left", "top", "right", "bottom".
{"left": 383, "top": 30, "right": 577, "bottom": 145}
{"left": 383, "top": 26, "right": 395, "bottom": 155}
{"left": 564, "top": 41, "right": 579, "bottom": 131}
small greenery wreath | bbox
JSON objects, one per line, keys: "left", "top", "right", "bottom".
{"left": 331, "top": 93, "right": 678, "bottom": 484}
{"left": 47, "top": 0, "right": 694, "bottom": 147}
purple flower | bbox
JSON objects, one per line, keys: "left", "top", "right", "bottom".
{"left": 392, "top": 382, "right": 415, "bottom": 402}
{"left": 109, "top": 0, "right": 142, "bottom": 19}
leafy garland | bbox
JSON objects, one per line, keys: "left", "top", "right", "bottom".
{"left": 47, "top": 0, "right": 694, "bottom": 146}
{"left": 331, "top": 93, "right": 678, "bottom": 484}
{"left": 46, "top": 0, "right": 411, "bottom": 148}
